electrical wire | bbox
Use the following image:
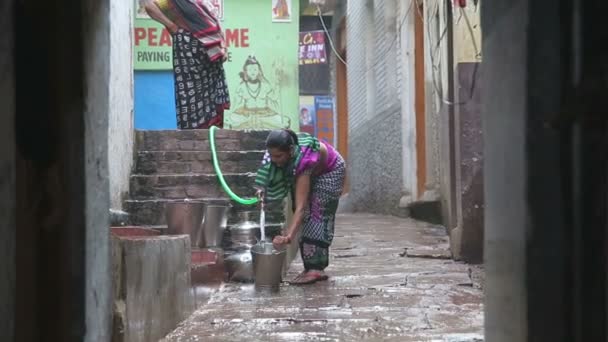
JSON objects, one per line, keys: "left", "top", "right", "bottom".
{"left": 315, "top": 0, "right": 481, "bottom": 107}
{"left": 417, "top": 1, "right": 481, "bottom": 106}
{"left": 316, "top": 5, "right": 348, "bottom": 66}
{"left": 418, "top": 0, "right": 454, "bottom": 105}
{"left": 316, "top": 1, "right": 415, "bottom": 73}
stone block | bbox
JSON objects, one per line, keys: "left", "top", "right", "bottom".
{"left": 111, "top": 234, "right": 193, "bottom": 342}
{"left": 111, "top": 226, "right": 161, "bottom": 237}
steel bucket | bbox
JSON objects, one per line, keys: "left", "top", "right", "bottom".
{"left": 251, "top": 242, "right": 286, "bottom": 289}
{"left": 165, "top": 200, "right": 205, "bottom": 247}
{"left": 201, "top": 204, "right": 231, "bottom": 247}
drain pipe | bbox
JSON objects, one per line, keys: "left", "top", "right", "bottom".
{"left": 209, "top": 126, "right": 259, "bottom": 206}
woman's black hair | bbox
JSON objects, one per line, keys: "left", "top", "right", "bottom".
{"left": 266, "top": 129, "right": 299, "bottom": 152}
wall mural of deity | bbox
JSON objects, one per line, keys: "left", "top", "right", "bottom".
{"left": 228, "top": 55, "right": 291, "bottom": 129}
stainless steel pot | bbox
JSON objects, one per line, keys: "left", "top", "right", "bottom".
{"left": 201, "top": 203, "right": 231, "bottom": 248}
{"left": 165, "top": 200, "right": 205, "bottom": 247}
{"left": 228, "top": 211, "right": 261, "bottom": 249}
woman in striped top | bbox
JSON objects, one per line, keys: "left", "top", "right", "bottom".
{"left": 255, "top": 130, "right": 346, "bottom": 285}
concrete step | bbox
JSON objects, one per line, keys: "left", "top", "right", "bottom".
{"left": 124, "top": 199, "right": 285, "bottom": 227}
{"left": 135, "top": 150, "right": 264, "bottom": 175}
{"left": 129, "top": 173, "right": 256, "bottom": 200}
{"left": 136, "top": 129, "right": 269, "bottom": 152}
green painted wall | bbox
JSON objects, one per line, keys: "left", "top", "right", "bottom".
{"left": 133, "top": 0, "right": 300, "bottom": 130}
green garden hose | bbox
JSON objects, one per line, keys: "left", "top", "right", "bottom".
{"left": 209, "top": 126, "right": 259, "bottom": 205}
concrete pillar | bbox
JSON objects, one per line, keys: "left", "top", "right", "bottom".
{"left": 399, "top": 0, "right": 418, "bottom": 203}
{"left": 482, "top": 1, "right": 528, "bottom": 340}
{"left": 0, "top": 0, "right": 16, "bottom": 340}
{"left": 483, "top": 0, "right": 608, "bottom": 341}
{"left": 84, "top": 0, "right": 112, "bottom": 340}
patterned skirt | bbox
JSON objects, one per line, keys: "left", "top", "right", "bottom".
{"left": 172, "top": 29, "right": 230, "bottom": 129}
{"left": 300, "top": 156, "right": 346, "bottom": 271}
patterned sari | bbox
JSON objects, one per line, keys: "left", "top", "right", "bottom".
{"left": 255, "top": 133, "right": 346, "bottom": 271}
{"left": 156, "top": 0, "right": 230, "bottom": 129}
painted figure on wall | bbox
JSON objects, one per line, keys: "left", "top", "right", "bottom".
{"left": 229, "top": 55, "right": 291, "bottom": 129}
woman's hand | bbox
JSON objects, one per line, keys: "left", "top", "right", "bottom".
{"left": 144, "top": 2, "right": 179, "bottom": 34}
{"left": 167, "top": 23, "right": 179, "bottom": 34}
{"left": 273, "top": 234, "right": 292, "bottom": 246}
{"left": 255, "top": 189, "right": 264, "bottom": 200}
{"left": 255, "top": 189, "right": 265, "bottom": 209}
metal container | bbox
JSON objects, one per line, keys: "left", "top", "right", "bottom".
{"left": 229, "top": 211, "right": 261, "bottom": 248}
{"left": 165, "top": 200, "right": 205, "bottom": 247}
{"left": 251, "top": 242, "right": 286, "bottom": 289}
{"left": 201, "top": 203, "right": 231, "bottom": 247}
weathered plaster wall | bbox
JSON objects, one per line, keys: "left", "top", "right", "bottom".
{"left": 0, "top": 0, "right": 15, "bottom": 339}
{"left": 108, "top": 0, "right": 135, "bottom": 210}
{"left": 452, "top": 4, "right": 483, "bottom": 262}
{"left": 345, "top": 0, "right": 413, "bottom": 215}
{"left": 424, "top": 1, "right": 484, "bottom": 262}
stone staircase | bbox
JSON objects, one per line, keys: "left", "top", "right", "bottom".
{"left": 124, "top": 129, "right": 284, "bottom": 229}
{"left": 110, "top": 129, "right": 287, "bottom": 333}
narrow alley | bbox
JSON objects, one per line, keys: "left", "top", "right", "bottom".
{"left": 163, "top": 213, "right": 483, "bottom": 341}
{"left": 5, "top": 1, "right": 608, "bottom": 341}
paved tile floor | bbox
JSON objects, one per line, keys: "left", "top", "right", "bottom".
{"left": 163, "top": 213, "right": 484, "bottom": 342}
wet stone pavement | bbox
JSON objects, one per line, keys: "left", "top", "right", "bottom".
{"left": 163, "top": 213, "right": 484, "bottom": 342}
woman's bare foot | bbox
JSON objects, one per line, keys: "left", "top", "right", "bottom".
{"left": 289, "top": 270, "right": 329, "bottom": 285}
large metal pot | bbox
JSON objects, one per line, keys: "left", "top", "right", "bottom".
{"left": 165, "top": 200, "right": 205, "bottom": 247}
{"left": 228, "top": 211, "right": 261, "bottom": 249}
{"left": 201, "top": 203, "right": 231, "bottom": 248}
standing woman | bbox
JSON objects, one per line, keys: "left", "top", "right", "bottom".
{"left": 144, "top": 0, "right": 230, "bottom": 129}
{"left": 255, "top": 130, "right": 346, "bottom": 285}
